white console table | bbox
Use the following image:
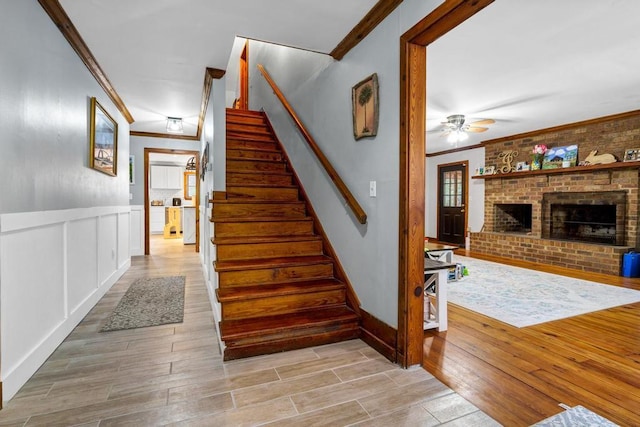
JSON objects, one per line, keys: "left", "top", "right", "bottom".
{"left": 423, "top": 258, "right": 455, "bottom": 331}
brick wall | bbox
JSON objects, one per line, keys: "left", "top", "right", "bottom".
{"left": 472, "top": 113, "right": 640, "bottom": 275}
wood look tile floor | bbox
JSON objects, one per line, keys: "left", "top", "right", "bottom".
{"left": 0, "top": 236, "right": 496, "bottom": 427}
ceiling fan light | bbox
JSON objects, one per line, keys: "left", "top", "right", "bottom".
{"left": 166, "top": 117, "right": 183, "bottom": 133}
{"left": 447, "top": 129, "right": 468, "bottom": 144}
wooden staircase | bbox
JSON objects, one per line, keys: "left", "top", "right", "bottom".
{"left": 212, "top": 109, "right": 360, "bottom": 360}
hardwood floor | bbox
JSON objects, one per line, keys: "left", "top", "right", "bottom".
{"left": 0, "top": 236, "right": 496, "bottom": 426}
{"left": 424, "top": 250, "right": 640, "bottom": 427}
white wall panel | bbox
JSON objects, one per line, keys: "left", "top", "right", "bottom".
{"left": 130, "top": 205, "right": 144, "bottom": 256}
{"left": 67, "top": 217, "right": 98, "bottom": 314}
{"left": 118, "top": 212, "right": 130, "bottom": 267}
{"left": 0, "top": 206, "right": 130, "bottom": 401}
{"left": 1, "top": 224, "right": 65, "bottom": 378}
{"left": 98, "top": 214, "right": 118, "bottom": 286}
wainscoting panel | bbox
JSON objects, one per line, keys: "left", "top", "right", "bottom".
{"left": 98, "top": 214, "right": 118, "bottom": 286}
{"left": 0, "top": 224, "right": 66, "bottom": 382}
{"left": 0, "top": 206, "right": 131, "bottom": 402}
{"left": 118, "top": 211, "right": 130, "bottom": 267}
{"left": 129, "top": 205, "right": 144, "bottom": 256}
{"left": 67, "top": 217, "right": 99, "bottom": 314}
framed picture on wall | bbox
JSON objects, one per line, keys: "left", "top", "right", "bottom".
{"left": 89, "top": 97, "right": 118, "bottom": 176}
{"left": 352, "top": 73, "right": 379, "bottom": 140}
{"left": 129, "top": 155, "right": 134, "bottom": 184}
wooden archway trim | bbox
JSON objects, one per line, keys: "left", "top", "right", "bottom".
{"left": 397, "top": 0, "right": 494, "bottom": 367}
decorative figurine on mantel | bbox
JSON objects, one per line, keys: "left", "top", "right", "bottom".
{"left": 531, "top": 144, "right": 547, "bottom": 170}
{"left": 582, "top": 150, "right": 617, "bottom": 165}
{"left": 498, "top": 150, "right": 518, "bottom": 173}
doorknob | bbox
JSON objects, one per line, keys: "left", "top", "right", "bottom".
{"left": 414, "top": 286, "right": 422, "bottom": 297}
{"left": 460, "top": 209, "right": 465, "bottom": 212}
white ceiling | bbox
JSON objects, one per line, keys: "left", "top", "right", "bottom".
{"left": 59, "top": 0, "right": 378, "bottom": 136}
{"left": 57, "top": 1, "right": 640, "bottom": 152}
{"left": 426, "top": 0, "right": 640, "bottom": 153}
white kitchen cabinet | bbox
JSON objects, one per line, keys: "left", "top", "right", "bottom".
{"left": 149, "top": 206, "right": 166, "bottom": 234}
{"left": 151, "top": 165, "right": 182, "bottom": 189}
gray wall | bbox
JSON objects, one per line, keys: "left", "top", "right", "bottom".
{"left": 129, "top": 137, "right": 200, "bottom": 205}
{"left": 0, "top": 1, "right": 130, "bottom": 214}
{"left": 249, "top": 0, "right": 441, "bottom": 327}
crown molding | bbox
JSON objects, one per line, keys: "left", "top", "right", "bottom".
{"left": 425, "top": 143, "right": 484, "bottom": 157}
{"left": 331, "top": 0, "right": 403, "bottom": 60}
{"left": 38, "top": 0, "right": 134, "bottom": 124}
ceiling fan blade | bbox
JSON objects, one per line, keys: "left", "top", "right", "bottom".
{"left": 470, "top": 119, "right": 495, "bottom": 126}
{"left": 466, "top": 126, "right": 488, "bottom": 133}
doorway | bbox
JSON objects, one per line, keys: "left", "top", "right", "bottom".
{"left": 144, "top": 147, "right": 200, "bottom": 255}
{"left": 397, "top": 0, "right": 494, "bottom": 367}
{"left": 437, "top": 161, "right": 468, "bottom": 246}
{"left": 238, "top": 41, "right": 249, "bottom": 110}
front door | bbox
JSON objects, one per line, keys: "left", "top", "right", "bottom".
{"left": 437, "top": 162, "right": 467, "bottom": 245}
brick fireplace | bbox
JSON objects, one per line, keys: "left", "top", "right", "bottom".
{"left": 469, "top": 112, "right": 640, "bottom": 276}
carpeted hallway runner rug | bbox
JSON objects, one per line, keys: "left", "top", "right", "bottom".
{"left": 101, "top": 276, "right": 186, "bottom": 332}
{"left": 448, "top": 256, "right": 640, "bottom": 328}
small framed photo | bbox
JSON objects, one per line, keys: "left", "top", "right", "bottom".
{"left": 129, "top": 155, "right": 134, "bottom": 184}
{"left": 484, "top": 166, "right": 495, "bottom": 175}
{"left": 623, "top": 148, "right": 640, "bottom": 162}
{"left": 516, "top": 161, "right": 530, "bottom": 171}
{"left": 89, "top": 97, "right": 118, "bottom": 176}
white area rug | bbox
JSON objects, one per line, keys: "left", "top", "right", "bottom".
{"left": 448, "top": 256, "right": 640, "bottom": 328}
{"left": 531, "top": 404, "right": 618, "bottom": 426}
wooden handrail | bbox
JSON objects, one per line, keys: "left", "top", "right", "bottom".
{"left": 257, "top": 64, "right": 367, "bottom": 224}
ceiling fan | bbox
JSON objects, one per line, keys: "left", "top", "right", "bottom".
{"left": 440, "top": 114, "right": 495, "bottom": 143}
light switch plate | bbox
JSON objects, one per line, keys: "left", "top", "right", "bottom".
{"left": 369, "top": 181, "right": 376, "bottom": 197}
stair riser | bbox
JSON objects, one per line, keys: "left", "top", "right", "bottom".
{"left": 225, "top": 186, "right": 299, "bottom": 201}
{"left": 227, "top": 132, "right": 274, "bottom": 143}
{"left": 227, "top": 140, "right": 278, "bottom": 151}
{"left": 226, "top": 173, "right": 292, "bottom": 186}
{"left": 213, "top": 203, "right": 305, "bottom": 218}
{"left": 226, "top": 116, "right": 266, "bottom": 126}
{"left": 227, "top": 160, "right": 286, "bottom": 173}
{"left": 227, "top": 149, "right": 282, "bottom": 161}
{"left": 222, "top": 326, "right": 360, "bottom": 361}
{"left": 221, "top": 290, "right": 346, "bottom": 320}
{"left": 217, "top": 264, "right": 334, "bottom": 287}
{"left": 226, "top": 123, "right": 271, "bottom": 135}
{"left": 215, "top": 220, "right": 312, "bottom": 238}
{"left": 217, "top": 240, "right": 323, "bottom": 261}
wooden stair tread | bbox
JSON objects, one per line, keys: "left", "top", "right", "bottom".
{"left": 220, "top": 306, "right": 358, "bottom": 340}
{"left": 226, "top": 147, "right": 281, "bottom": 154}
{"left": 213, "top": 199, "right": 304, "bottom": 206}
{"left": 210, "top": 216, "right": 312, "bottom": 223}
{"left": 227, "top": 156, "right": 284, "bottom": 163}
{"left": 214, "top": 255, "right": 333, "bottom": 272}
{"left": 226, "top": 169, "right": 292, "bottom": 176}
{"left": 213, "top": 235, "right": 319, "bottom": 245}
{"left": 226, "top": 109, "right": 264, "bottom": 117}
{"left": 216, "top": 279, "right": 345, "bottom": 302}
{"left": 226, "top": 183, "right": 297, "bottom": 189}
